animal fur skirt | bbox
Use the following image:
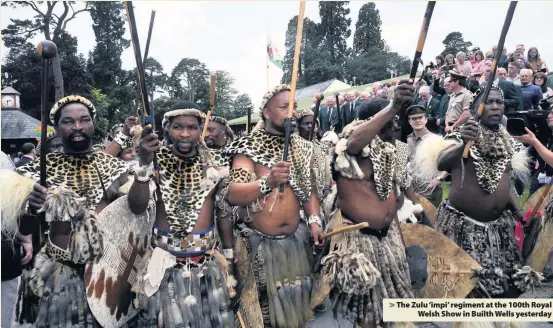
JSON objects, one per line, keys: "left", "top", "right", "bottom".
{"left": 320, "top": 210, "right": 413, "bottom": 326}
{"left": 130, "top": 256, "right": 235, "bottom": 328}
{"left": 436, "top": 200, "right": 522, "bottom": 296}
{"left": 12, "top": 251, "right": 101, "bottom": 328}
{"left": 237, "top": 221, "right": 315, "bottom": 328}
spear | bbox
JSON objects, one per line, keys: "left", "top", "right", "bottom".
{"left": 141, "top": 10, "right": 156, "bottom": 126}
{"left": 36, "top": 40, "right": 57, "bottom": 246}
{"left": 202, "top": 72, "right": 217, "bottom": 141}
{"left": 125, "top": 2, "right": 154, "bottom": 130}
{"left": 460, "top": 2, "right": 517, "bottom": 189}
{"left": 279, "top": 1, "right": 306, "bottom": 193}
{"left": 462, "top": 2, "right": 517, "bottom": 159}
{"left": 37, "top": 40, "right": 57, "bottom": 188}
{"left": 400, "top": 1, "right": 436, "bottom": 142}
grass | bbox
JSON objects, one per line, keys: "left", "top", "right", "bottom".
{"left": 440, "top": 182, "right": 530, "bottom": 206}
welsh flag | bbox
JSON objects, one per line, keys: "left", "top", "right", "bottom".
{"left": 267, "top": 38, "right": 284, "bottom": 69}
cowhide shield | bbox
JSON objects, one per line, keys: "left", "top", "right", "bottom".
{"left": 85, "top": 195, "right": 155, "bottom": 328}
{"left": 310, "top": 209, "right": 341, "bottom": 309}
{"left": 418, "top": 195, "right": 437, "bottom": 227}
{"left": 400, "top": 224, "right": 482, "bottom": 298}
{"left": 525, "top": 212, "right": 553, "bottom": 273}
{"left": 235, "top": 235, "right": 264, "bottom": 328}
{"left": 522, "top": 185, "right": 553, "bottom": 213}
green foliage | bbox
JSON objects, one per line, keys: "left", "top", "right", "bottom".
{"left": 441, "top": 32, "right": 473, "bottom": 57}
{"left": 232, "top": 94, "right": 254, "bottom": 119}
{"left": 87, "top": 1, "right": 130, "bottom": 93}
{"left": 90, "top": 88, "right": 110, "bottom": 142}
{"left": 318, "top": 1, "right": 352, "bottom": 69}
{"left": 353, "top": 2, "right": 384, "bottom": 55}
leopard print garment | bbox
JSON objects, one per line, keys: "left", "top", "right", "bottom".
{"left": 447, "top": 125, "right": 526, "bottom": 193}
{"left": 394, "top": 140, "right": 411, "bottom": 190}
{"left": 156, "top": 146, "right": 219, "bottom": 238}
{"left": 224, "top": 129, "right": 314, "bottom": 203}
{"left": 16, "top": 151, "right": 130, "bottom": 211}
{"left": 332, "top": 121, "right": 396, "bottom": 201}
{"left": 209, "top": 147, "right": 229, "bottom": 169}
{"left": 312, "top": 140, "right": 332, "bottom": 200}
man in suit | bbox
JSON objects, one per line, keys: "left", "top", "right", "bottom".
{"left": 330, "top": 94, "right": 346, "bottom": 133}
{"left": 318, "top": 98, "right": 331, "bottom": 134}
{"left": 340, "top": 91, "right": 358, "bottom": 126}
{"left": 480, "top": 60, "right": 521, "bottom": 113}
{"left": 417, "top": 86, "right": 441, "bottom": 134}
{"left": 328, "top": 97, "right": 341, "bottom": 133}
{"left": 15, "top": 143, "right": 36, "bottom": 168}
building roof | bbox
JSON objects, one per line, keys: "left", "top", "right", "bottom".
{"left": 1, "top": 87, "right": 21, "bottom": 95}
{"left": 227, "top": 114, "right": 261, "bottom": 126}
{"left": 1, "top": 109, "right": 41, "bottom": 139}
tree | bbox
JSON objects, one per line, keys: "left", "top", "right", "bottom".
{"left": 1, "top": 30, "right": 91, "bottom": 118}
{"left": 1, "top": 1, "right": 91, "bottom": 101}
{"left": 231, "top": 94, "right": 253, "bottom": 119}
{"left": 386, "top": 51, "right": 411, "bottom": 77}
{"left": 318, "top": 1, "right": 351, "bottom": 68}
{"left": 441, "top": 32, "right": 473, "bottom": 57}
{"left": 345, "top": 46, "right": 410, "bottom": 85}
{"left": 212, "top": 70, "right": 237, "bottom": 119}
{"left": 144, "top": 57, "right": 168, "bottom": 98}
{"left": 170, "top": 58, "right": 210, "bottom": 104}
{"left": 90, "top": 88, "right": 110, "bottom": 142}
{"left": 281, "top": 16, "right": 325, "bottom": 86}
{"left": 87, "top": 1, "right": 130, "bottom": 93}
{"left": 345, "top": 48, "right": 390, "bottom": 85}
{"left": 1, "top": 43, "right": 42, "bottom": 117}
{"left": 353, "top": 2, "right": 384, "bottom": 55}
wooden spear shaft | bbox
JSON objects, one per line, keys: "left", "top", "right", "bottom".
{"left": 279, "top": 1, "right": 306, "bottom": 193}
{"left": 202, "top": 72, "right": 217, "bottom": 140}
{"left": 462, "top": 2, "right": 517, "bottom": 158}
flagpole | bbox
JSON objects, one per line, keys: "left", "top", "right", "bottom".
{"left": 266, "top": 30, "right": 270, "bottom": 92}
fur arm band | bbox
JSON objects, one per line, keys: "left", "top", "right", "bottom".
{"left": 411, "top": 135, "right": 458, "bottom": 185}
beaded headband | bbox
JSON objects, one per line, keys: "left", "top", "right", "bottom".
{"left": 49, "top": 95, "right": 96, "bottom": 125}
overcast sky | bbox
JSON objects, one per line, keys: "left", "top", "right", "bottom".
{"left": 2, "top": 1, "right": 552, "bottom": 108}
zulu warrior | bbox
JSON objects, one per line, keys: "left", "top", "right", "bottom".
{"left": 128, "top": 101, "right": 237, "bottom": 327}
{"left": 5, "top": 96, "right": 132, "bottom": 327}
{"left": 225, "top": 84, "right": 325, "bottom": 327}
{"left": 414, "top": 86, "right": 533, "bottom": 297}
{"left": 320, "top": 83, "right": 415, "bottom": 328}
{"left": 297, "top": 108, "right": 333, "bottom": 204}
{"left": 104, "top": 116, "right": 143, "bottom": 162}
{"left": 205, "top": 115, "right": 236, "bottom": 171}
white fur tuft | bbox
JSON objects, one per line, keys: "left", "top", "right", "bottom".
{"left": 397, "top": 198, "right": 419, "bottom": 223}
{"left": 413, "top": 203, "right": 424, "bottom": 214}
{"left": 226, "top": 274, "right": 238, "bottom": 288}
{"left": 412, "top": 135, "right": 458, "bottom": 185}
{"left": 510, "top": 149, "right": 531, "bottom": 186}
{"left": 321, "top": 131, "right": 339, "bottom": 145}
{"left": 184, "top": 295, "right": 197, "bottom": 306}
{"left": 0, "top": 170, "right": 35, "bottom": 240}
